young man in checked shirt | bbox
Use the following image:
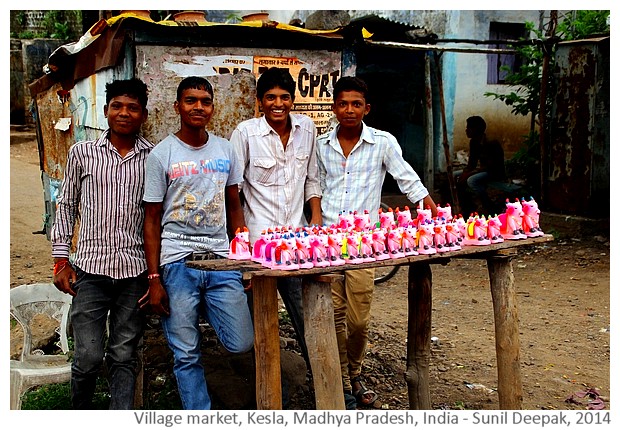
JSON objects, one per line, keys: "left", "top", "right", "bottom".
{"left": 317, "top": 76, "right": 437, "bottom": 409}
{"left": 51, "top": 78, "right": 153, "bottom": 409}
{"left": 230, "top": 67, "right": 323, "bottom": 370}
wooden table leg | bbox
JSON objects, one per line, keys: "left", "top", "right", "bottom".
{"left": 302, "top": 274, "right": 345, "bottom": 410}
{"left": 487, "top": 255, "right": 523, "bottom": 409}
{"left": 252, "top": 276, "right": 282, "bottom": 409}
{"left": 405, "top": 262, "right": 432, "bottom": 409}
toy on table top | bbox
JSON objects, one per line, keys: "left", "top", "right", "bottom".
{"left": 436, "top": 204, "right": 453, "bottom": 222}
{"left": 272, "top": 235, "right": 299, "bottom": 270}
{"left": 229, "top": 227, "right": 252, "bottom": 260}
{"left": 251, "top": 229, "right": 270, "bottom": 263}
{"left": 415, "top": 205, "right": 433, "bottom": 226}
{"left": 371, "top": 229, "right": 391, "bottom": 260}
{"left": 337, "top": 211, "right": 355, "bottom": 230}
{"left": 401, "top": 225, "right": 419, "bottom": 256}
{"left": 353, "top": 210, "right": 371, "bottom": 231}
{"left": 463, "top": 215, "right": 491, "bottom": 246}
{"left": 327, "top": 231, "right": 346, "bottom": 266}
{"left": 359, "top": 231, "right": 376, "bottom": 262}
{"left": 378, "top": 207, "right": 396, "bottom": 230}
{"left": 486, "top": 214, "right": 504, "bottom": 244}
{"left": 309, "top": 234, "right": 330, "bottom": 267}
{"left": 386, "top": 228, "right": 406, "bottom": 259}
{"left": 521, "top": 197, "right": 544, "bottom": 237}
{"left": 344, "top": 232, "right": 365, "bottom": 264}
{"left": 498, "top": 199, "right": 527, "bottom": 240}
{"left": 432, "top": 221, "right": 450, "bottom": 253}
{"left": 444, "top": 220, "right": 462, "bottom": 251}
{"left": 395, "top": 206, "right": 413, "bottom": 228}
{"left": 416, "top": 220, "right": 437, "bottom": 254}
{"left": 295, "top": 232, "right": 315, "bottom": 269}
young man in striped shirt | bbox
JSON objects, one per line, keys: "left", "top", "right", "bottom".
{"left": 317, "top": 76, "right": 437, "bottom": 409}
{"left": 51, "top": 78, "right": 153, "bottom": 409}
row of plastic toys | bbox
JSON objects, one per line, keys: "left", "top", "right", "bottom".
{"left": 228, "top": 197, "right": 544, "bottom": 270}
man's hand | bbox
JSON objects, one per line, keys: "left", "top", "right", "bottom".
{"left": 142, "top": 278, "right": 170, "bottom": 316}
{"left": 53, "top": 259, "right": 77, "bottom": 296}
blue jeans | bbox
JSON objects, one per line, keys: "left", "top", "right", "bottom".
{"left": 161, "top": 259, "right": 254, "bottom": 410}
{"left": 70, "top": 268, "right": 147, "bottom": 409}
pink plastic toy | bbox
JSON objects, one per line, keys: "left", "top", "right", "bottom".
{"left": 416, "top": 221, "right": 437, "bottom": 254}
{"left": 486, "top": 214, "right": 504, "bottom": 244}
{"left": 378, "top": 207, "right": 396, "bottom": 230}
{"left": 309, "top": 234, "right": 330, "bottom": 267}
{"left": 433, "top": 223, "right": 449, "bottom": 253}
{"left": 327, "top": 232, "right": 346, "bottom": 266}
{"left": 463, "top": 215, "right": 491, "bottom": 246}
{"left": 251, "top": 230, "right": 269, "bottom": 263}
{"left": 272, "top": 235, "right": 299, "bottom": 270}
{"left": 344, "top": 233, "right": 365, "bottom": 264}
{"left": 386, "top": 229, "right": 405, "bottom": 259}
{"left": 395, "top": 206, "right": 413, "bottom": 228}
{"left": 359, "top": 232, "right": 376, "bottom": 262}
{"left": 371, "top": 229, "right": 390, "bottom": 260}
{"left": 353, "top": 210, "right": 371, "bottom": 232}
{"left": 229, "top": 227, "right": 251, "bottom": 260}
{"left": 498, "top": 199, "right": 527, "bottom": 240}
{"left": 444, "top": 221, "right": 462, "bottom": 251}
{"left": 415, "top": 206, "right": 433, "bottom": 226}
{"left": 521, "top": 197, "right": 544, "bottom": 237}
{"left": 401, "top": 226, "right": 418, "bottom": 256}
{"left": 295, "top": 233, "right": 314, "bottom": 269}
{"left": 436, "top": 204, "right": 453, "bottom": 222}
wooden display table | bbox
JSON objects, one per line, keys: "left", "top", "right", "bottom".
{"left": 187, "top": 234, "right": 554, "bottom": 410}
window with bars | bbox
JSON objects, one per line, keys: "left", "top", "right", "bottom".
{"left": 487, "top": 22, "right": 527, "bottom": 84}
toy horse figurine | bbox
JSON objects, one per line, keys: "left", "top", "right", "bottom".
{"left": 371, "top": 229, "right": 390, "bottom": 260}
{"left": 415, "top": 206, "right": 433, "bottom": 226}
{"left": 295, "top": 233, "right": 314, "bottom": 269}
{"left": 378, "top": 207, "right": 396, "bottom": 230}
{"left": 521, "top": 197, "right": 544, "bottom": 237}
{"left": 444, "top": 221, "right": 462, "bottom": 251}
{"left": 498, "top": 198, "right": 527, "bottom": 240}
{"left": 436, "top": 204, "right": 453, "bottom": 222}
{"left": 229, "top": 227, "right": 251, "bottom": 260}
{"left": 386, "top": 229, "right": 405, "bottom": 259}
{"left": 395, "top": 206, "right": 413, "bottom": 228}
{"left": 309, "top": 234, "right": 330, "bottom": 267}
{"left": 344, "top": 233, "right": 365, "bottom": 264}
{"left": 353, "top": 210, "right": 371, "bottom": 232}
{"left": 401, "top": 225, "right": 418, "bottom": 256}
{"left": 463, "top": 215, "right": 491, "bottom": 246}
{"left": 359, "top": 232, "right": 376, "bottom": 262}
{"left": 327, "top": 232, "right": 346, "bottom": 266}
{"left": 486, "top": 214, "right": 504, "bottom": 244}
{"left": 272, "top": 235, "right": 299, "bottom": 270}
{"left": 251, "top": 230, "right": 270, "bottom": 263}
{"left": 433, "top": 222, "right": 450, "bottom": 253}
{"left": 416, "top": 221, "right": 437, "bottom": 254}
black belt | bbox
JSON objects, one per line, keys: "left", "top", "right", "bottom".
{"left": 187, "top": 251, "right": 227, "bottom": 261}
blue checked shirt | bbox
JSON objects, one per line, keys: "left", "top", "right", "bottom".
{"left": 317, "top": 122, "right": 429, "bottom": 227}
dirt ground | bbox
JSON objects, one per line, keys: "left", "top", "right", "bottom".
{"left": 9, "top": 137, "right": 611, "bottom": 411}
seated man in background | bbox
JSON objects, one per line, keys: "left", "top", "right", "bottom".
{"left": 455, "top": 116, "right": 505, "bottom": 215}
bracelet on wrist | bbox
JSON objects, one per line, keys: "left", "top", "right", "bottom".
{"left": 53, "top": 260, "right": 70, "bottom": 276}
{"left": 147, "top": 273, "right": 160, "bottom": 280}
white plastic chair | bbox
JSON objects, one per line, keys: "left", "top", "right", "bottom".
{"left": 10, "top": 283, "right": 73, "bottom": 410}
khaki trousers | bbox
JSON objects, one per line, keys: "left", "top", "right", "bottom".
{"left": 331, "top": 268, "right": 375, "bottom": 392}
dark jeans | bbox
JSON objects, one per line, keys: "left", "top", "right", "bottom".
{"left": 70, "top": 268, "right": 147, "bottom": 409}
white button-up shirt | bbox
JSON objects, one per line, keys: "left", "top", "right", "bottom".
{"left": 317, "top": 122, "right": 429, "bottom": 227}
{"left": 230, "top": 114, "right": 322, "bottom": 244}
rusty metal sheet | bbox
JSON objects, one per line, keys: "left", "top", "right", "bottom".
{"left": 547, "top": 40, "right": 609, "bottom": 217}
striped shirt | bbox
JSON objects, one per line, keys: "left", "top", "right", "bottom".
{"left": 230, "top": 114, "right": 322, "bottom": 244}
{"left": 317, "top": 122, "right": 429, "bottom": 226}
{"left": 51, "top": 130, "right": 154, "bottom": 279}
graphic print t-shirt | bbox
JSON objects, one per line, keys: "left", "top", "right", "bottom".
{"left": 144, "top": 133, "right": 242, "bottom": 265}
